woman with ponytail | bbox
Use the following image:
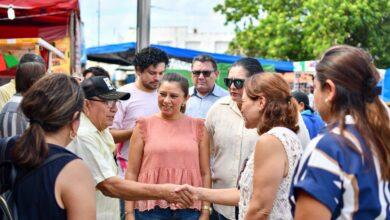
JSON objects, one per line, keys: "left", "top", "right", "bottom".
{"left": 181, "top": 73, "right": 303, "bottom": 220}
{"left": 6, "top": 74, "right": 95, "bottom": 219}
{"left": 290, "top": 45, "right": 390, "bottom": 219}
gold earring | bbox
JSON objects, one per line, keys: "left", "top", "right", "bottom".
{"left": 69, "top": 130, "right": 75, "bottom": 140}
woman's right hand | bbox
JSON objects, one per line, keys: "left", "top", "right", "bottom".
{"left": 175, "top": 184, "right": 202, "bottom": 201}
{"left": 161, "top": 184, "right": 195, "bottom": 208}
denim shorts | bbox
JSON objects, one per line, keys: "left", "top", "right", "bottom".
{"left": 135, "top": 207, "right": 201, "bottom": 220}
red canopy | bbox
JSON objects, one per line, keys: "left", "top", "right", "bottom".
{"left": 0, "top": 0, "right": 79, "bottom": 41}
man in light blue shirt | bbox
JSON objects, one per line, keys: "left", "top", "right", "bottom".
{"left": 186, "top": 54, "right": 228, "bottom": 119}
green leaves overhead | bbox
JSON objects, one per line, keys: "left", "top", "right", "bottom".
{"left": 215, "top": 0, "right": 390, "bottom": 68}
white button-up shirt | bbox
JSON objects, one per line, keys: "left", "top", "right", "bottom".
{"left": 68, "top": 113, "right": 120, "bottom": 220}
{"left": 206, "top": 96, "right": 259, "bottom": 219}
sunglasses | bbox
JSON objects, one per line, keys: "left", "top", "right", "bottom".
{"left": 224, "top": 78, "right": 245, "bottom": 89}
{"left": 192, "top": 70, "right": 214, "bottom": 77}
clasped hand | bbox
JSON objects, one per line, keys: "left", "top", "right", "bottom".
{"left": 162, "top": 184, "right": 199, "bottom": 208}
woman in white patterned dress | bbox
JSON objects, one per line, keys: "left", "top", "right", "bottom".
{"left": 182, "top": 73, "right": 303, "bottom": 219}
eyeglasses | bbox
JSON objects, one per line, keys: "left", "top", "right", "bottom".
{"left": 192, "top": 70, "right": 214, "bottom": 77}
{"left": 224, "top": 78, "right": 245, "bottom": 89}
{"left": 88, "top": 98, "right": 117, "bottom": 108}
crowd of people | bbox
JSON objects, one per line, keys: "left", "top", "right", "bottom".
{"left": 0, "top": 44, "right": 389, "bottom": 220}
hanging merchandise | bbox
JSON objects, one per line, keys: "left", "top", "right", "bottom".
{"left": 0, "top": 54, "right": 6, "bottom": 71}
{"left": 2, "top": 53, "right": 18, "bottom": 68}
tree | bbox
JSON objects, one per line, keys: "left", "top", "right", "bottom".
{"left": 215, "top": 0, "right": 390, "bottom": 68}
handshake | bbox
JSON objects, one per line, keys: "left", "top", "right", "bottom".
{"left": 160, "top": 184, "right": 203, "bottom": 208}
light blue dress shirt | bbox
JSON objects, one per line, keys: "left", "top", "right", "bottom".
{"left": 185, "top": 84, "right": 228, "bottom": 119}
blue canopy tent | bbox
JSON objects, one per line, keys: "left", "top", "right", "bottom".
{"left": 380, "top": 69, "right": 390, "bottom": 104}
{"left": 86, "top": 42, "right": 294, "bottom": 72}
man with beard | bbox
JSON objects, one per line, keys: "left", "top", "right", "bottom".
{"left": 110, "top": 46, "right": 169, "bottom": 178}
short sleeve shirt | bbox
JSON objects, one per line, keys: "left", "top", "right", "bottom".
{"left": 0, "top": 80, "right": 16, "bottom": 110}
{"left": 68, "top": 113, "right": 120, "bottom": 220}
{"left": 0, "top": 94, "right": 29, "bottom": 138}
{"left": 290, "top": 116, "right": 390, "bottom": 219}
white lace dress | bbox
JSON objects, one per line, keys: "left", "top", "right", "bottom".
{"left": 238, "top": 127, "right": 302, "bottom": 220}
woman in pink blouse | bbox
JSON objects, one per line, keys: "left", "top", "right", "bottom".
{"left": 125, "top": 73, "right": 211, "bottom": 220}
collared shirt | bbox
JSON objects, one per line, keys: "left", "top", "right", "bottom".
{"left": 206, "top": 96, "right": 311, "bottom": 219}
{"left": 186, "top": 84, "right": 228, "bottom": 119}
{"left": 0, "top": 79, "right": 16, "bottom": 110}
{"left": 68, "top": 113, "right": 120, "bottom": 220}
{"left": 0, "top": 94, "right": 29, "bottom": 138}
{"left": 112, "top": 83, "right": 160, "bottom": 177}
{"left": 206, "top": 96, "right": 259, "bottom": 219}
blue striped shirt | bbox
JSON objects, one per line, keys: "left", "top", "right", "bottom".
{"left": 0, "top": 94, "right": 29, "bottom": 138}
{"left": 290, "top": 116, "right": 390, "bottom": 219}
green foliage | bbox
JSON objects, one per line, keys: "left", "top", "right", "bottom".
{"left": 165, "top": 66, "right": 229, "bottom": 89}
{"left": 167, "top": 63, "right": 233, "bottom": 89}
{"left": 216, "top": 63, "right": 230, "bottom": 89}
{"left": 165, "top": 69, "right": 194, "bottom": 86}
{"left": 215, "top": 0, "right": 390, "bottom": 68}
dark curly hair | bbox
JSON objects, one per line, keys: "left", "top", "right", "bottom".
{"left": 133, "top": 47, "right": 170, "bottom": 72}
{"left": 245, "top": 73, "right": 299, "bottom": 135}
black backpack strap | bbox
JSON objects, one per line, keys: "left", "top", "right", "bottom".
{"left": 0, "top": 137, "right": 15, "bottom": 192}
{"left": 0, "top": 137, "right": 13, "bottom": 162}
{"left": 16, "top": 153, "right": 73, "bottom": 185}
{"left": 0, "top": 195, "right": 13, "bottom": 220}
{"left": 0, "top": 137, "right": 16, "bottom": 220}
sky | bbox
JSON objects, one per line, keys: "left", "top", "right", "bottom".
{"left": 79, "top": 0, "right": 235, "bottom": 48}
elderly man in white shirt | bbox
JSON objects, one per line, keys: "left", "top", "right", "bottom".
{"left": 206, "top": 58, "right": 310, "bottom": 220}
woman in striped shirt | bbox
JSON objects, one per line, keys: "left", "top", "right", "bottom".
{"left": 290, "top": 45, "right": 390, "bottom": 219}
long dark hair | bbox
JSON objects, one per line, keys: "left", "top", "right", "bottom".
{"left": 245, "top": 73, "right": 299, "bottom": 134}
{"left": 12, "top": 74, "right": 84, "bottom": 168}
{"left": 316, "top": 45, "right": 390, "bottom": 180}
{"left": 231, "top": 57, "right": 263, "bottom": 77}
{"left": 159, "top": 73, "right": 189, "bottom": 113}
{"left": 15, "top": 62, "right": 46, "bottom": 94}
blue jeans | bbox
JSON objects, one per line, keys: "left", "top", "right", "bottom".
{"left": 120, "top": 199, "right": 125, "bottom": 220}
{"left": 135, "top": 207, "right": 201, "bottom": 220}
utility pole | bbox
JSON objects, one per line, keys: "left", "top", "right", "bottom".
{"left": 136, "top": 0, "right": 150, "bottom": 52}
{"left": 97, "top": 0, "right": 101, "bottom": 46}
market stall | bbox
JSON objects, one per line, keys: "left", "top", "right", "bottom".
{"left": 0, "top": 38, "right": 64, "bottom": 77}
{"left": 0, "top": 0, "right": 83, "bottom": 75}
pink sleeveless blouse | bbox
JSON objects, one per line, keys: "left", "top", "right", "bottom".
{"left": 135, "top": 114, "right": 204, "bottom": 211}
